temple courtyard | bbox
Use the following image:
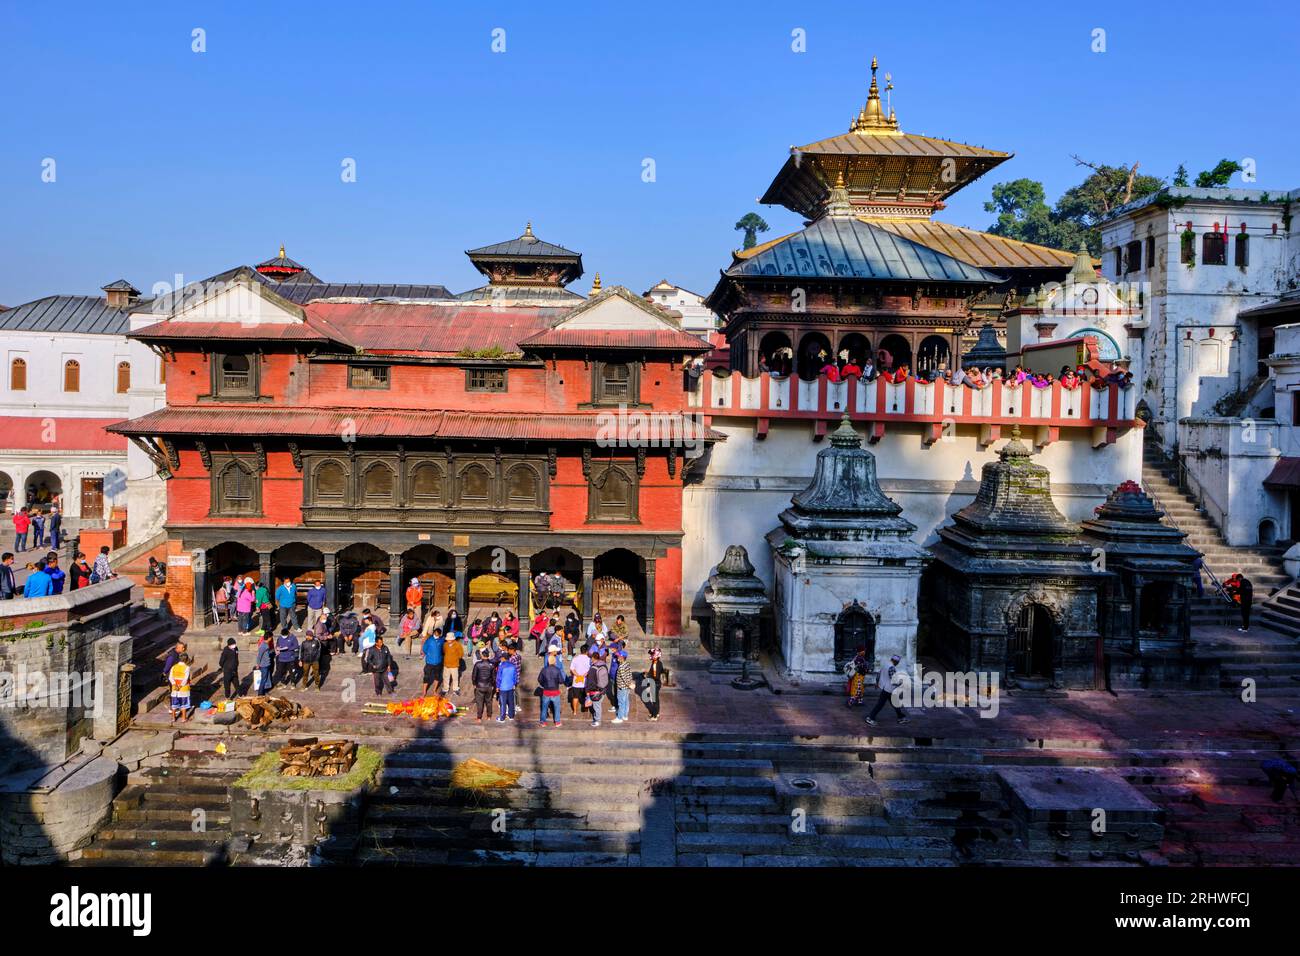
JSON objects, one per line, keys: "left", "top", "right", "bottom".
{"left": 74, "top": 611, "right": 1300, "bottom": 867}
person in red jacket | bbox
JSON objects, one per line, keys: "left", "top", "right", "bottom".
{"left": 12, "top": 507, "right": 31, "bottom": 553}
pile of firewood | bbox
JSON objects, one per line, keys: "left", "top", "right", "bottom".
{"left": 233, "top": 695, "right": 314, "bottom": 729}
{"left": 278, "top": 737, "right": 357, "bottom": 777}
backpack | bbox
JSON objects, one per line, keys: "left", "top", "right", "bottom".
{"left": 372, "top": 618, "right": 387, "bottom": 638}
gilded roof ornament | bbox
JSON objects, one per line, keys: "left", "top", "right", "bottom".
{"left": 850, "top": 56, "right": 900, "bottom": 134}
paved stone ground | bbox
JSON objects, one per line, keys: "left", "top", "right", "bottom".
{"left": 138, "top": 620, "right": 1300, "bottom": 747}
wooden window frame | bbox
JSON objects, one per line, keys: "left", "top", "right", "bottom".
{"left": 1202, "top": 232, "right": 1227, "bottom": 266}
{"left": 309, "top": 459, "right": 349, "bottom": 505}
{"left": 63, "top": 359, "right": 81, "bottom": 393}
{"left": 586, "top": 461, "right": 639, "bottom": 523}
{"left": 1124, "top": 240, "right": 1142, "bottom": 274}
{"left": 407, "top": 460, "right": 445, "bottom": 503}
{"left": 116, "top": 361, "right": 131, "bottom": 394}
{"left": 211, "top": 352, "right": 260, "bottom": 399}
{"left": 9, "top": 357, "right": 27, "bottom": 391}
{"left": 465, "top": 368, "right": 508, "bottom": 393}
{"left": 504, "top": 462, "right": 542, "bottom": 511}
{"left": 1234, "top": 234, "right": 1250, "bottom": 268}
{"left": 348, "top": 364, "right": 391, "bottom": 389}
{"left": 591, "top": 360, "right": 640, "bottom": 406}
{"left": 210, "top": 454, "right": 262, "bottom": 517}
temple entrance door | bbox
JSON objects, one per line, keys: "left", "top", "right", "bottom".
{"left": 80, "top": 478, "right": 104, "bottom": 521}
{"left": 834, "top": 602, "right": 875, "bottom": 667}
{"left": 1010, "top": 603, "right": 1055, "bottom": 680}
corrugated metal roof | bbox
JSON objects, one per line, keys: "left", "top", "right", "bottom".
{"left": 457, "top": 285, "right": 585, "bottom": 304}
{"left": 110, "top": 407, "right": 723, "bottom": 443}
{"left": 131, "top": 320, "right": 336, "bottom": 342}
{"left": 518, "top": 327, "right": 712, "bottom": 351}
{"left": 795, "top": 130, "right": 1009, "bottom": 159}
{"left": 0, "top": 295, "right": 130, "bottom": 336}
{"left": 275, "top": 282, "right": 456, "bottom": 303}
{"left": 305, "top": 302, "right": 565, "bottom": 353}
{"left": 726, "top": 216, "right": 1003, "bottom": 284}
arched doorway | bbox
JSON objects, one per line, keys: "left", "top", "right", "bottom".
{"left": 272, "top": 542, "right": 323, "bottom": 609}
{"left": 25, "top": 470, "right": 62, "bottom": 511}
{"left": 593, "top": 548, "right": 645, "bottom": 629}
{"left": 207, "top": 541, "right": 259, "bottom": 592}
{"left": 797, "top": 332, "right": 832, "bottom": 381}
{"left": 838, "top": 332, "right": 871, "bottom": 367}
{"left": 337, "top": 543, "right": 389, "bottom": 614}
{"left": 0, "top": 471, "right": 13, "bottom": 513}
{"left": 467, "top": 546, "right": 518, "bottom": 611}
{"left": 1009, "top": 603, "right": 1056, "bottom": 681}
{"left": 917, "top": 335, "right": 952, "bottom": 376}
{"left": 402, "top": 544, "right": 455, "bottom": 614}
{"left": 834, "top": 601, "right": 876, "bottom": 666}
{"left": 531, "top": 546, "right": 582, "bottom": 612}
{"left": 759, "top": 331, "right": 793, "bottom": 377}
{"left": 877, "top": 334, "right": 912, "bottom": 371}
{"left": 1138, "top": 581, "right": 1180, "bottom": 636}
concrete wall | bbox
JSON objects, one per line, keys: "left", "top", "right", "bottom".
{"left": 1178, "top": 418, "right": 1282, "bottom": 546}
{"left": 682, "top": 419, "right": 1142, "bottom": 632}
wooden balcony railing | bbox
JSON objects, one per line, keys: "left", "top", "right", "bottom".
{"left": 689, "top": 371, "right": 1140, "bottom": 446}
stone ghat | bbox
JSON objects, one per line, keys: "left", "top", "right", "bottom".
{"left": 70, "top": 724, "right": 1300, "bottom": 868}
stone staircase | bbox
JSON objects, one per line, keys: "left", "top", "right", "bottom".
{"left": 74, "top": 723, "right": 1300, "bottom": 867}
{"left": 1141, "top": 440, "right": 1291, "bottom": 609}
{"left": 1259, "top": 583, "right": 1300, "bottom": 640}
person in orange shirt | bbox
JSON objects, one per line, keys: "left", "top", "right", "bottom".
{"left": 405, "top": 578, "right": 424, "bottom": 617}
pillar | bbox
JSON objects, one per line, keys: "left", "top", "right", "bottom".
{"left": 259, "top": 551, "right": 272, "bottom": 589}
{"left": 192, "top": 549, "right": 207, "bottom": 627}
{"left": 388, "top": 552, "right": 403, "bottom": 631}
{"left": 582, "top": 557, "right": 594, "bottom": 622}
{"left": 323, "top": 552, "right": 338, "bottom": 613}
{"left": 454, "top": 553, "right": 468, "bottom": 620}
{"left": 517, "top": 554, "right": 531, "bottom": 623}
{"left": 644, "top": 557, "right": 657, "bottom": 637}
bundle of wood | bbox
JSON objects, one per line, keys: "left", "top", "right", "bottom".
{"left": 278, "top": 737, "right": 357, "bottom": 777}
{"left": 233, "top": 695, "right": 314, "bottom": 729}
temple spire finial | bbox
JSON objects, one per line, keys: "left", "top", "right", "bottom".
{"left": 850, "top": 56, "right": 899, "bottom": 133}
{"left": 279, "top": 243, "right": 286, "bottom": 258}
{"left": 523, "top": 221, "right": 534, "bottom": 238}
{"left": 589, "top": 272, "right": 602, "bottom": 296}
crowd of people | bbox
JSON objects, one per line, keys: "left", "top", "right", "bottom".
{"left": 204, "top": 574, "right": 671, "bottom": 728}
{"left": 0, "top": 545, "right": 113, "bottom": 599}
{"left": 760, "top": 345, "right": 1134, "bottom": 392}
{"left": 10, "top": 503, "right": 64, "bottom": 552}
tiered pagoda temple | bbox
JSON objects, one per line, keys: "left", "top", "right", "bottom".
{"left": 706, "top": 58, "right": 1076, "bottom": 380}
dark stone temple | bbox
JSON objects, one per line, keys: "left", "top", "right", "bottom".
{"left": 923, "top": 428, "right": 1106, "bottom": 689}
{"left": 1080, "top": 480, "right": 1215, "bottom": 688}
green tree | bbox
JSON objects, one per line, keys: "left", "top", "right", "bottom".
{"left": 984, "top": 178, "right": 1086, "bottom": 252}
{"left": 1172, "top": 164, "right": 1189, "bottom": 187}
{"left": 734, "top": 212, "right": 770, "bottom": 250}
{"left": 1194, "top": 159, "right": 1243, "bottom": 188}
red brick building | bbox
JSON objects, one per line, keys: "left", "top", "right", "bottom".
{"left": 110, "top": 228, "right": 714, "bottom": 634}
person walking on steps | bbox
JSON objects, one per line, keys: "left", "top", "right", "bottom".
{"left": 864, "top": 654, "right": 909, "bottom": 726}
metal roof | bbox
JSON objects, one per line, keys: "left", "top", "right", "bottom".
{"left": 457, "top": 285, "right": 585, "bottom": 304}
{"left": 868, "top": 219, "right": 1075, "bottom": 271}
{"left": 0, "top": 295, "right": 130, "bottom": 336}
{"left": 466, "top": 234, "right": 581, "bottom": 259}
{"left": 726, "top": 216, "right": 1004, "bottom": 284}
{"left": 111, "top": 406, "right": 723, "bottom": 443}
{"left": 518, "top": 326, "right": 712, "bottom": 352}
{"left": 304, "top": 302, "right": 566, "bottom": 353}
{"left": 274, "top": 282, "right": 456, "bottom": 303}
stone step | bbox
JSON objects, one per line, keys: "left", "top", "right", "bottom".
{"left": 80, "top": 842, "right": 226, "bottom": 865}
{"left": 674, "top": 829, "right": 951, "bottom": 859}
{"left": 351, "top": 846, "right": 631, "bottom": 866}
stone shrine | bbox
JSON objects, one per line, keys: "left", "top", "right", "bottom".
{"left": 767, "top": 415, "right": 929, "bottom": 681}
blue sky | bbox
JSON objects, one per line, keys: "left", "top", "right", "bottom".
{"left": 1, "top": 0, "right": 1297, "bottom": 306}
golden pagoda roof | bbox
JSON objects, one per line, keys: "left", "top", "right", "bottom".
{"left": 734, "top": 218, "right": 1075, "bottom": 272}
{"left": 760, "top": 57, "right": 1012, "bottom": 220}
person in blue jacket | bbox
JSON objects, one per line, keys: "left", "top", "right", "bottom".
{"left": 276, "top": 578, "right": 298, "bottom": 632}
{"left": 495, "top": 649, "right": 519, "bottom": 722}
{"left": 23, "top": 559, "right": 54, "bottom": 598}
{"left": 273, "top": 627, "right": 300, "bottom": 688}
{"left": 44, "top": 552, "right": 66, "bottom": 594}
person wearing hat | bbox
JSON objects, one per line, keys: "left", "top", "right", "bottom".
{"left": 442, "top": 628, "right": 464, "bottom": 696}
{"left": 613, "top": 648, "right": 634, "bottom": 723}
{"left": 219, "top": 637, "right": 241, "bottom": 700}
{"left": 864, "top": 655, "right": 909, "bottom": 726}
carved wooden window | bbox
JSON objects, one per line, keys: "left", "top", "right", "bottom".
{"left": 1202, "top": 232, "right": 1227, "bottom": 266}
{"left": 213, "top": 353, "right": 259, "bottom": 398}
{"left": 212, "top": 457, "right": 261, "bottom": 516}
{"left": 313, "top": 461, "right": 348, "bottom": 502}
{"left": 348, "top": 364, "right": 390, "bottom": 389}
{"left": 587, "top": 462, "right": 638, "bottom": 522}
{"left": 409, "top": 462, "right": 444, "bottom": 502}
{"left": 9, "top": 358, "right": 26, "bottom": 391}
{"left": 116, "top": 361, "right": 131, "bottom": 393}
{"left": 505, "top": 464, "right": 540, "bottom": 509}
{"left": 63, "top": 359, "right": 80, "bottom": 392}
{"left": 466, "top": 368, "right": 507, "bottom": 392}
{"left": 593, "top": 361, "right": 638, "bottom": 405}
{"left": 362, "top": 463, "right": 395, "bottom": 503}
{"left": 1235, "top": 234, "right": 1249, "bottom": 268}
{"left": 458, "top": 464, "right": 491, "bottom": 504}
